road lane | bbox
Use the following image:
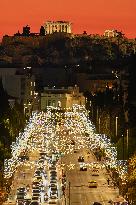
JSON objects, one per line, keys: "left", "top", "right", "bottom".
{"left": 4, "top": 108, "right": 121, "bottom": 205}
{"left": 61, "top": 146, "right": 119, "bottom": 205}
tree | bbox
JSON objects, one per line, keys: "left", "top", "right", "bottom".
{"left": 0, "top": 79, "right": 10, "bottom": 116}
{"left": 22, "top": 25, "right": 30, "bottom": 36}
{"left": 128, "top": 53, "right": 136, "bottom": 128}
{"left": 39, "top": 26, "right": 45, "bottom": 36}
{"left": 127, "top": 154, "right": 136, "bottom": 203}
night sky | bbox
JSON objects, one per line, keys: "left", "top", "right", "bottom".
{"left": 0, "top": 0, "right": 136, "bottom": 39}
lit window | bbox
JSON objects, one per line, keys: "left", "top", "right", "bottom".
{"left": 31, "top": 82, "right": 33, "bottom": 86}
{"left": 31, "top": 91, "right": 33, "bottom": 95}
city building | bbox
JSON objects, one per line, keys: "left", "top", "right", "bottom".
{"left": 87, "top": 74, "right": 115, "bottom": 94}
{"left": 44, "top": 21, "right": 72, "bottom": 34}
{"left": 0, "top": 67, "right": 39, "bottom": 116}
{"left": 2, "top": 35, "right": 44, "bottom": 47}
{"left": 40, "top": 85, "right": 85, "bottom": 110}
{"left": 104, "top": 29, "right": 118, "bottom": 38}
{"left": 75, "top": 73, "right": 115, "bottom": 94}
{"left": 2, "top": 22, "right": 72, "bottom": 47}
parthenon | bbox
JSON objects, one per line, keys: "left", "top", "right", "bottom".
{"left": 44, "top": 21, "right": 72, "bottom": 34}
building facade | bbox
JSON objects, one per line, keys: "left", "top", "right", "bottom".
{"left": 75, "top": 73, "right": 115, "bottom": 94}
{"left": 104, "top": 30, "right": 118, "bottom": 38}
{"left": 41, "top": 85, "right": 85, "bottom": 110}
{"left": 44, "top": 21, "right": 72, "bottom": 34}
{"left": 0, "top": 67, "right": 39, "bottom": 116}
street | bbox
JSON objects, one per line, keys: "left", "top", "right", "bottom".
{"left": 3, "top": 106, "right": 122, "bottom": 205}
{"left": 61, "top": 148, "right": 119, "bottom": 205}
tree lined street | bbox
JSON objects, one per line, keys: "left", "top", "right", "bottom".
{"left": 3, "top": 105, "right": 126, "bottom": 205}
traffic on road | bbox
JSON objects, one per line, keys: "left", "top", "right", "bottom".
{"left": 3, "top": 105, "right": 128, "bottom": 205}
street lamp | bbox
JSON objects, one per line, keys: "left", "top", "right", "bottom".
{"left": 28, "top": 102, "right": 32, "bottom": 116}
{"left": 24, "top": 104, "right": 27, "bottom": 115}
{"left": 69, "top": 181, "right": 70, "bottom": 205}
{"left": 122, "top": 134, "right": 125, "bottom": 162}
{"left": 98, "top": 117, "right": 101, "bottom": 133}
{"left": 126, "top": 129, "right": 129, "bottom": 159}
{"left": 115, "top": 116, "right": 118, "bottom": 137}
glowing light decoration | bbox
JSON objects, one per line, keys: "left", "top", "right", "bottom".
{"left": 4, "top": 104, "right": 127, "bottom": 180}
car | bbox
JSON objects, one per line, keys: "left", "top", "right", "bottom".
{"left": 73, "top": 149, "right": 78, "bottom": 153}
{"left": 44, "top": 194, "right": 48, "bottom": 202}
{"left": 49, "top": 184, "right": 57, "bottom": 188}
{"left": 26, "top": 185, "right": 30, "bottom": 191}
{"left": 39, "top": 151, "right": 46, "bottom": 155}
{"left": 50, "top": 190, "right": 58, "bottom": 195}
{"left": 49, "top": 166, "right": 56, "bottom": 171}
{"left": 16, "top": 199, "right": 25, "bottom": 205}
{"left": 16, "top": 195, "right": 25, "bottom": 200}
{"left": 37, "top": 167, "right": 44, "bottom": 172}
{"left": 80, "top": 165, "right": 87, "bottom": 171}
{"left": 39, "top": 185, "right": 45, "bottom": 192}
{"left": 50, "top": 180, "right": 57, "bottom": 184}
{"left": 24, "top": 199, "right": 31, "bottom": 205}
{"left": 50, "top": 176, "right": 57, "bottom": 180}
{"left": 33, "top": 176, "right": 42, "bottom": 182}
{"left": 92, "top": 169, "right": 99, "bottom": 176}
{"left": 33, "top": 186, "right": 40, "bottom": 190}
{"left": 36, "top": 176, "right": 42, "bottom": 180}
{"left": 19, "top": 156, "right": 29, "bottom": 161}
{"left": 50, "top": 189, "right": 58, "bottom": 197}
{"left": 32, "top": 189, "right": 40, "bottom": 194}
{"left": 50, "top": 171, "right": 57, "bottom": 176}
{"left": 17, "top": 192, "right": 26, "bottom": 197}
{"left": 34, "top": 171, "right": 41, "bottom": 177}
{"left": 30, "top": 202, "right": 39, "bottom": 205}
{"left": 39, "top": 155, "right": 45, "bottom": 159}
{"left": 32, "top": 193, "right": 40, "bottom": 197}
{"left": 70, "top": 140, "right": 75, "bottom": 145}
{"left": 88, "top": 180, "right": 98, "bottom": 188}
{"left": 17, "top": 187, "right": 27, "bottom": 193}
{"left": 50, "top": 187, "right": 57, "bottom": 192}
{"left": 48, "top": 200, "right": 57, "bottom": 204}
{"left": 93, "top": 202, "right": 102, "bottom": 205}
{"left": 92, "top": 162, "right": 100, "bottom": 169}
{"left": 50, "top": 195, "right": 57, "bottom": 200}
{"left": 78, "top": 156, "right": 84, "bottom": 162}
{"left": 38, "top": 159, "right": 44, "bottom": 163}
{"left": 32, "top": 182, "right": 40, "bottom": 188}
{"left": 31, "top": 196, "right": 40, "bottom": 202}
{"left": 50, "top": 161, "right": 57, "bottom": 166}
{"left": 16, "top": 190, "right": 26, "bottom": 196}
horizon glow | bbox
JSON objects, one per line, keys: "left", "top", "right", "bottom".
{"left": 0, "top": 0, "right": 136, "bottom": 40}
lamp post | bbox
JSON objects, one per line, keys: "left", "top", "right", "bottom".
{"left": 91, "top": 101, "right": 94, "bottom": 119}
{"left": 96, "top": 106, "right": 99, "bottom": 122}
{"left": 98, "top": 117, "right": 101, "bottom": 133}
{"left": 69, "top": 181, "right": 70, "bottom": 205}
{"left": 24, "top": 104, "right": 27, "bottom": 115}
{"left": 122, "top": 134, "right": 125, "bottom": 162}
{"left": 126, "top": 129, "right": 129, "bottom": 159}
{"left": 28, "top": 102, "right": 32, "bottom": 116}
{"left": 115, "top": 116, "right": 118, "bottom": 137}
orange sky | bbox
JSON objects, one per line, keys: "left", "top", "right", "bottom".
{"left": 0, "top": 0, "right": 136, "bottom": 40}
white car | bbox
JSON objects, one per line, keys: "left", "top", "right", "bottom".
{"left": 50, "top": 180, "right": 57, "bottom": 184}
{"left": 92, "top": 169, "right": 99, "bottom": 176}
{"left": 31, "top": 196, "right": 40, "bottom": 203}
{"left": 50, "top": 189, "right": 58, "bottom": 198}
{"left": 48, "top": 199, "right": 57, "bottom": 204}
